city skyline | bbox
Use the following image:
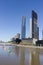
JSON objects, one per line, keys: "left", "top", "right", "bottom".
{"left": 0, "top": 0, "right": 43, "bottom": 41}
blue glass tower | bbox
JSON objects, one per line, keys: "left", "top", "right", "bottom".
{"left": 30, "top": 10, "right": 38, "bottom": 39}
{"left": 37, "top": 27, "right": 39, "bottom": 40}
{"left": 21, "top": 16, "right": 26, "bottom": 39}
{"left": 32, "top": 10, "right": 38, "bottom": 39}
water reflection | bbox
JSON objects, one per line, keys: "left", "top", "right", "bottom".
{"left": 11, "top": 46, "right": 19, "bottom": 56}
{"left": 2, "top": 44, "right": 6, "bottom": 51}
{"left": 29, "top": 48, "right": 40, "bottom": 65}
{"left": 7, "top": 46, "right": 41, "bottom": 65}
{"left": 19, "top": 47, "right": 40, "bottom": 65}
{"left": 20, "top": 47, "right": 25, "bottom": 65}
{"left": 15, "top": 46, "right": 19, "bottom": 56}
{"left": 8, "top": 47, "right": 12, "bottom": 56}
{"left": 0, "top": 44, "right": 43, "bottom": 65}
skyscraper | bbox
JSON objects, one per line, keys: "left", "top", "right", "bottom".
{"left": 42, "top": 30, "right": 43, "bottom": 40}
{"left": 21, "top": 16, "right": 26, "bottom": 39}
{"left": 15, "top": 33, "right": 20, "bottom": 39}
{"left": 30, "top": 18, "right": 32, "bottom": 38}
{"left": 30, "top": 10, "right": 38, "bottom": 39}
{"left": 37, "top": 27, "right": 39, "bottom": 40}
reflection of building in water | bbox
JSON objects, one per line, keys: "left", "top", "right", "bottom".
{"left": 15, "top": 46, "right": 19, "bottom": 56}
{"left": 29, "top": 48, "right": 40, "bottom": 65}
{"left": 19, "top": 47, "right": 40, "bottom": 65}
{"left": 20, "top": 47, "right": 25, "bottom": 65}
{"left": 12, "top": 46, "right": 19, "bottom": 56}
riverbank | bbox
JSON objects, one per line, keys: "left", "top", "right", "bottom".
{"left": 0, "top": 43, "right": 43, "bottom": 49}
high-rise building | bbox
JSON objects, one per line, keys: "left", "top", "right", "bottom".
{"left": 21, "top": 16, "right": 26, "bottom": 39}
{"left": 15, "top": 33, "right": 20, "bottom": 39}
{"left": 42, "top": 30, "right": 43, "bottom": 40}
{"left": 30, "top": 10, "right": 38, "bottom": 39}
{"left": 37, "top": 27, "right": 39, "bottom": 40}
{"left": 30, "top": 18, "right": 32, "bottom": 38}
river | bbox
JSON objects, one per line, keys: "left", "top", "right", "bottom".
{"left": 0, "top": 43, "right": 43, "bottom": 65}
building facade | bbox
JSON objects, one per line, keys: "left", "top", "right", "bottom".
{"left": 15, "top": 33, "right": 20, "bottom": 39}
{"left": 30, "top": 18, "right": 32, "bottom": 38}
{"left": 30, "top": 10, "right": 38, "bottom": 39}
{"left": 37, "top": 27, "right": 39, "bottom": 40}
{"left": 42, "top": 30, "right": 43, "bottom": 40}
{"left": 21, "top": 16, "right": 26, "bottom": 39}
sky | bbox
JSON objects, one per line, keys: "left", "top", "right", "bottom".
{"left": 0, "top": 0, "right": 43, "bottom": 41}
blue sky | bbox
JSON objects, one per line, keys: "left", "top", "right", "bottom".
{"left": 0, "top": 0, "right": 43, "bottom": 41}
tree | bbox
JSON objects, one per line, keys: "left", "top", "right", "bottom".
{"left": 15, "top": 38, "right": 22, "bottom": 44}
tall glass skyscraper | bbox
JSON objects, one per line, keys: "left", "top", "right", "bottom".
{"left": 37, "top": 27, "right": 39, "bottom": 40}
{"left": 21, "top": 16, "right": 26, "bottom": 39}
{"left": 30, "top": 10, "right": 39, "bottom": 39}
{"left": 42, "top": 30, "right": 43, "bottom": 40}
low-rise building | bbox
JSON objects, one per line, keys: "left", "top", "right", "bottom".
{"left": 22, "top": 38, "right": 33, "bottom": 45}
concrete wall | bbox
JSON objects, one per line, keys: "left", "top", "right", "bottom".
{"left": 21, "top": 39, "right": 33, "bottom": 45}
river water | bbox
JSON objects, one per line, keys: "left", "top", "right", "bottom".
{"left": 0, "top": 44, "right": 43, "bottom": 65}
